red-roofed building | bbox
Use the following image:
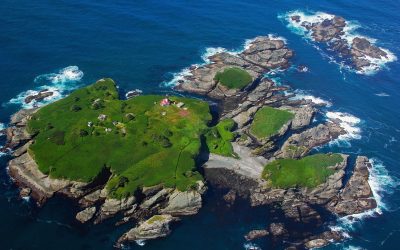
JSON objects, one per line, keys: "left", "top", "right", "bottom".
{"left": 160, "top": 98, "right": 170, "bottom": 106}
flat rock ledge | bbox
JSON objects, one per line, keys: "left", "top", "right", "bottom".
{"left": 116, "top": 214, "right": 179, "bottom": 247}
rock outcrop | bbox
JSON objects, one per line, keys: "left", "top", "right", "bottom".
{"left": 327, "top": 156, "right": 377, "bottom": 215}
{"left": 116, "top": 214, "right": 179, "bottom": 246}
{"left": 177, "top": 36, "right": 293, "bottom": 100}
{"left": 278, "top": 122, "right": 345, "bottom": 159}
{"left": 76, "top": 207, "right": 96, "bottom": 223}
{"left": 244, "top": 229, "right": 269, "bottom": 241}
{"left": 289, "top": 13, "right": 391, "bottom": 71}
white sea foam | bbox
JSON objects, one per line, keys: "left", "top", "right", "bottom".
{"left": 375, "top": 92, "right": 390, "bottom": 97}
{"left": 7, "top": 66, "right": 83, "bottom": 108}
{"left": 333, "top": 158, "right": 399, "bottom": 235}
{"left": 135, "top": 240, "right": 146, "bottom": 246}
{"left": 243, "top": 242, "right": 261, "bottom": 250}
{"left": 282, "top": 10, "right": 397, "bottom": 74}
{"left": 291, "top": 90, "right": 333, "bottom": 107}
{"left": 0, "top": 122, "right": 5, "bottom": 135}
{"left": 326, "top": 112, "right": 361, "bottom": 144}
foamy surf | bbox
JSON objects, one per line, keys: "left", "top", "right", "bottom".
{"left": 7, "top": 66, "right": 83, "bottom": 108}
{"left": 243, "top": 242, "right": 261, "bottom": 250}
{"left": 280, "top": 10, "right": 397, "bottom": 74}
{"left": 326, "top": 112, "right": 362, "bottom": 145}
{"left": 332, "top": 158, "right": 399, "bottom": 239}
{"left": 291, "top": 90, "right": 333, "bottom": 107}
{"left": 0, "top": 122, "right": 5, "bottom": 135}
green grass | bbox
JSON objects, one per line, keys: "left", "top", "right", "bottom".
{"left": 262, "top": 154, "right": 344, "bottom": 188}
{"left": 214, "top": 67, "right": 252, "bottom": 89}
{"left": 27, "top": 78, "right": 212, "bottom": 199}
{"left": 250, "top": 106, "right": 294, "bottom": 139}
{"left": 205, "top": 119, "right": 237, "bottom": 157}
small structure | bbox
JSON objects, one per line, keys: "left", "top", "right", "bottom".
{"left": 161, "top": 111, "right": 167, "bottom": 116}
{"left": 88, "top": 121, "right": 93, "bottom": 127}
{"left": 105, "top": 128, "right": 112, "bottom": 132}
{"left": 112, "top": 121, "right": 119, "bottom": 126}
{"left": 98, "top": 114, "right": 107, "bottom": 121}
{"left": 160, "top": 98, "right": 170, "bottom": 107}
{"left": 176, "top": 102, "right": 185, "bottom": 108}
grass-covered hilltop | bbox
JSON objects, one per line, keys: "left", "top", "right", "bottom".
{"left": 27, "top": 78, "right": 235, "bottom": 198}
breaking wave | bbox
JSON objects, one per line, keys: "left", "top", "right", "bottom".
{"left": 243, "top": 242, "right": 261, "bottom": 250}
{"left": 7, "top": 66, "right": 83, "bottom": 108}
{"left": 279, "top": 10, "right": 397, "bottom": 74}
{"left": 326, "top": 111, "right": 362, "bottom": 148}
{"left": 291, "top": 90, "right": 333, "bottom": 107}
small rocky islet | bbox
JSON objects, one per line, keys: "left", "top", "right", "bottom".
{"left": 286, "top": 11, "right": 395, "bottom": 73}
{"left": 3, "top": 35, "right": 377, "bottom": 249}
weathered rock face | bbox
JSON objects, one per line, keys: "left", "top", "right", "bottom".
{"left": 24, "top": 89, "right": 54, "bottom": 104}
{"left": 176, "top": 36, "right": 293, "bottom": 100}
{"left": 303, "top": 230, "right": 343, "bottom": 249}
{"left": 290, "top": 105, "right": 316, "bottom": 130}
{"left": 278, "top": 122, "right": 345, "bottom": 159}
{"left": 116, "top": 214, "right": 179, "bottom": 246}
{"left": 161, "top": 190, "right": 202, "bottom": 216}
{"left": 269, "top": 223, "right": 287, "bottom": 236}
{"left": 327, "top": 156, "right": 377, "bottom": 215}
{"left": 8, "top": 152, "right": 86, "bottom": 206}
{"left": 76, "top": 207, "right": 96, "bottom": 223}
{"left": 223, "top": 190, "right": 237, "bottom": 206}
{"left": 94, "top": 196, "right": 136, "bottom": 224}
{"left": 244, "top": 229, "right": 269, "bottom": 241}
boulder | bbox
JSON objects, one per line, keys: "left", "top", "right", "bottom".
{"left": 116, "top": 214, "right": 179, "bottom": 245}
{"left": 244, "top": 229, "right": 269, "bottom": 241}
{"left": 94, "top": 196, "right": 136, "bottom": 224}
{"left": 269, "top": 223, "right": 287, "bottom": 236}
{"left": 76, "top": 207, "right": 96, "bottom": 223}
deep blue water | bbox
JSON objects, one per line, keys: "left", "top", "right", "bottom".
{"left": 1, "top": 1, "right": 400, "bottom": 249}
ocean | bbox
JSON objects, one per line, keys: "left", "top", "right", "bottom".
{"left": 1, "top": 0, "right": 399, "bottom": 249}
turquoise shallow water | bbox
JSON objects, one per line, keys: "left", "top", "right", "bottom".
{"left": 1, "top": 1, "right": 400, "bottom": 249}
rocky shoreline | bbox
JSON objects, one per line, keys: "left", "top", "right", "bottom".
{"left": 2, "top": 36, "right": 377, "bottom": 249}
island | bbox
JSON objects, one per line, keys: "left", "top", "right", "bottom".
{"left": 4, "top": 36, "right": 376, "bottom": 249}
{"left": 284, "top": 11, "right": 396, "bottom": 74}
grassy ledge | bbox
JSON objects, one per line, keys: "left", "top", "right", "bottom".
{"left": 205, "top": 119, "right": 237, "bottom": 158}
{"left": 214, "top": 67, "right": 252, "bottom": 89}
{"left": 250, "top": 106, "right": 294, "bottom": 139}
{"left": 262, "top": 154, "right": 344, "bottom": 188}
{"left": 27, "top": 78, "right": 213, "bottom": 199}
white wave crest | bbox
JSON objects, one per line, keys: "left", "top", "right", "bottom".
{"left": 326, "top": 111, "right": 361, "bottom": 142}
{"left": 291, "top": 90, "right": 333, "bottom": 107}
{"left": 7, "top": 66, "right": 83, "bottom": 108}
{"left": 243, "top": 242, "right": 261, "bottom": 250}
{"left": 34, "top": 66, "right": 84, "bottom": 84}
{"left": 135, "top": 240, "right": 146, "bottom": 246}
{"left": 334, "top": 158, "right": 399, "bottom": 233}
{"left": 375, "top": 92, "right": 390, "bottom": 97}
